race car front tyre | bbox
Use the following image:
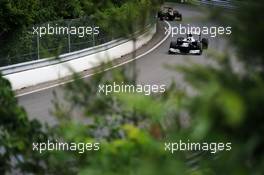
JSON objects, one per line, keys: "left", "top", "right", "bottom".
{"left": 157, "top": 11, "right": 162, "bottom": 18}
{"left": 196, "top": 43, "right": 203, "bottom": 55}
{"left": 170, "top": 41, "right": 178, "bottom": 49}
{"left": 168, "top": 16, "right": 174, "bottom": 21}
{"left": 179, "top": 14, "right": 182, "bottom": 21}
{"left": 202, "top": 38, "right": 208, "bottom": 49}
{"left": 198, "top": 49, "right": 202, "bottom": 55}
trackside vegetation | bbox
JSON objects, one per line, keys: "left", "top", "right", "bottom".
{"left": 0, "top": 0, "right": 264, "bottom": 174}
{"left": 0, "top": 0, "right": 160, "bottom": 66}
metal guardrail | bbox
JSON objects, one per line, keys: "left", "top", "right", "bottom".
{"left": 0, "top": 17, "right": 110, "bottom": 67}
{"left": 194, "top": 0, "right": 236, "bottom": 9}
{"left": 0, "top": 14, "right": 155, "bottom": 68}
{"left": 0, "top": 24, "right": 154, "bottom": 76}
{"left": 3, "top": 24, "right": 156, "bottom": 90}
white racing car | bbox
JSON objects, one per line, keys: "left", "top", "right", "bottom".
{"left": 169, "top": 33, "right": 208, "bottom": 55}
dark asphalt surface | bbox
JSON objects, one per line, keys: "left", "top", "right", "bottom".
{"left": 18, "top": 4, "right": 230, "bottom": 124}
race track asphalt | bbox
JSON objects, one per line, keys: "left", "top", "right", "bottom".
{"left": 17, "top": 3, "right": 230, "bottom": 124}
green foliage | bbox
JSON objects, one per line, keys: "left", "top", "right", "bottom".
{"left": 95, "top": 0, "right": 157, "bottom": 39}
{"left": 0, "top": 73, "right": 48, "bottom": 174}
{"left": 48, "top": 55, "right": 264, "bottom": 174}
{"left": 173, "top": 57, "right": 264, "bottom": 174}
{"left": 1, "top": 0, "right": 264, "bottom": 174}
{"left": 231, "top": 0, "right": 264, "bottom": 66}
{"left": 46, "top": 1, "right": 264, "bottom": 175}
{"left": 0, "top": 0, "right": 37, "bottom": 33}
{"left": 1, "top": 0, "right": 158, "bottom": 66}
{"left": 207, "top": 0, "right": 264, "bottom": 70}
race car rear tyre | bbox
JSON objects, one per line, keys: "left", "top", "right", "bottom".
{"left": 168, "top": 15, "right": 174, "bottom": 21}
{"left": 202, "top": 38, "right": 208, "bottom": 49}
{"left": 170, "top": 41, "right": 178, "bottom": 49}
{"left": 157, "top": 11, "right": 162, "bottom": 18}
{"left": 196, "top": 43, "right": 203, "bottom": 55}
{"left": 179, "top": 14, "right": 182, "bottom": 21}
{"left": 198, "top": 49, "right": 203, "bottom": 55}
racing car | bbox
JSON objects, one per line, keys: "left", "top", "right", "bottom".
{"left": 168, "top": 33, "right": 208, "bottom": 55}
{"left": 157, "top": 7, "right": 182, "bottom": 21}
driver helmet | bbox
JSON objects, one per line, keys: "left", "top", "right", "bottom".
{"left": 187, "top": 34, "right": 193, "bottom": 41}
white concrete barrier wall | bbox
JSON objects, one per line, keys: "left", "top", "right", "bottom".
{"left": 3, "top": 24, "right": 156, "bottom": 90}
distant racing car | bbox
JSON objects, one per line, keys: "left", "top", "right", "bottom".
{"left": 157, "top": 7, "right": 182, "bottom": 21}
{"left": 169, "top": 33, "right": 208, "bottom": 55}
